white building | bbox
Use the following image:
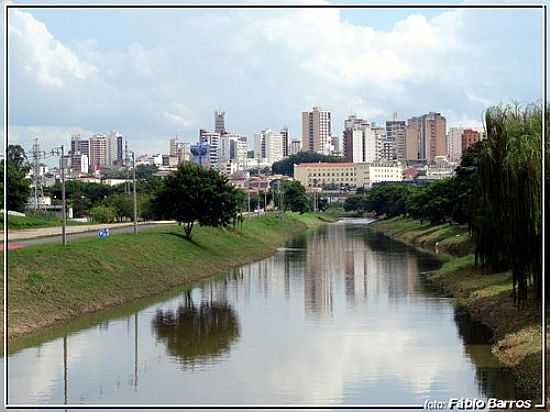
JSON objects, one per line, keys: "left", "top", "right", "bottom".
{"left": 219, "top": 133, "right": 248, "bottom": 169}
{"left": 447, "top": 127, "right": 464, "bottom": 163}
{"left": 200, "top": 130, "right": 221, "bottom": 169}
{"left": 369, "top": 161, "right": 404, "bottom": 186}
{"left": 254, "top": 129, "right": 284, "bottom": 165}
{"left": 107, "top": 130, "right": 121, "bottom": 167}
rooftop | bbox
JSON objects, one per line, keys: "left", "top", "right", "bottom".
{"left": 295, "top": 162, "right": 354, "bottom": 168}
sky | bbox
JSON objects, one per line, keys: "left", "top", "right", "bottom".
{"left": 3, "top": 1, "right": 545, "bottom": 156}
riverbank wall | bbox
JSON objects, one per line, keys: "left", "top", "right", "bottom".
{"left": 2, "top": 212, "right": 334, "bottom": 340}
{"left": 369, "top": 217, "right": 543, "bottom": 403}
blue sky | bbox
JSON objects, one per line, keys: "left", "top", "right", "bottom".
{"left": 4, "top": 2, "right": 544, "bottom": 156}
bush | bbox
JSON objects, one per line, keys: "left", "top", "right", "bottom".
{"left": 89, "top": 206, "right": 117, "bottom": 223}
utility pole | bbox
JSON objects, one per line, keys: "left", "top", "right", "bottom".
{"left": 247, "top": 190, "right": 251, "bottom": 213}
{"left": 264, "top": 188, "right": 268, "bottom": 213}
{"left": 61, "top": 145, "right": 66, "bottom": 245}
{"left": 51, "top": 145, "right": 67, "bottom": 246}
{"left": 132, "top": 152, "right": 137, "bottom": 234}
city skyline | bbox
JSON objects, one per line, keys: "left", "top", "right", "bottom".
{"left": 5, "top": 6, "right": 543, "bottom": 155}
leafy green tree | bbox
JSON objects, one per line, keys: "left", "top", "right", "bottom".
{"left": 135, "top": 164, "right": 159, "bottom": 179}
{"left": 343, "top": 194, "right": 368, "bottom": 212}
{"left": 7, "top": 145, "right": 30, "bottom": 172}
{"left": 88, "top": 205, "right": 117, "bottom": 223}
{"left": 0, "top": 161, "right": 31, "bottom": 212}
{"left": 271, "top": 152, "right": 345, "bottom": 177}
{"left": 152, "top": 163, "right": 240, "bottom": 239}
{"left": 281, "top": 180, "right": 310, "bottom": 213}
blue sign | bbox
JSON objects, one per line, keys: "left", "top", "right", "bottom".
{"left": 97, "top": 228, "right": 110, "bottom": 240}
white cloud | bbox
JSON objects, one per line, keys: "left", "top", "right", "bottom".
{"left": 9, "top": 10, "right": 96, "bottom": 88}
{"left": 5, "top": 7, "right": 542, "bottom": 155}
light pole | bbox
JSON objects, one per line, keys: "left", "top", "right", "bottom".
{"left": 132, "top": 152, "right": 137, "bottom": 234}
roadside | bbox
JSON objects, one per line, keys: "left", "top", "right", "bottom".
{"left": 5, "top": 220, "right": 176, "bottom": 241}
{"left": 368, "top": 217, "right": 544, "bottom": 403}
{"left": 1, "top": 212, "right": 335, "bottom": 341}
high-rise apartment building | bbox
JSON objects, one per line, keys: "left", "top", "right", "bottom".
{"left": 89, "top": 134, "right": 108, "bottom": 172}
{"left": 215, "top": 111, "right": 225, "bottom": 135}
{"left": 255, "top": 129, "right": 285, "bottom": 165}
{"left": 406, "top": 112, "right": 446, "bottom": 163}
{"left": 219, "top": 133, "right": 248, "bottom": 169}
{"left": 447, "top": 127, "right": 464, "bottom": 162}
{"left": 386, "top": 119, "right": 407, "bottom": 161}
{"left": 281, "top": 127, "right": 289, "bottom": 157}
{"left": 462, "top": 128, "right": 481, "bottom": 152}
{"left": 342, "top": 114, "right": 376, "bottom": 163}
{"left": 302, "top": 107, "right": 332, "bottom": 155}
{"left": 116, "top": 134, "right": 124, "bottom": 165}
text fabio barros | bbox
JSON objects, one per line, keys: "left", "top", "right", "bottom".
{"left": 424, "top": 398, "right": 533, "bottom": 410}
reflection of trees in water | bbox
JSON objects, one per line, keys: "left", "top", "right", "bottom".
{"left": 453, "top": 310, "right": 516, "bottom": 400}
{"left": 152, "top": 298, "right": 240, "bottom": 368}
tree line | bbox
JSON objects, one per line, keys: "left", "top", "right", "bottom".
{"left": 345, "top": 103, "right": 544, "bottom": 305}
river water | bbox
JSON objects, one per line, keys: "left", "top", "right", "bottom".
{"left": 4, "top": 218, "right": 516, "bottom": 408}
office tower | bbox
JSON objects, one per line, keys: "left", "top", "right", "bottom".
{"left": 373, "top": 126, "right": 390, "bottom": 160}
{"left": 255, "top": 129, "right": 285, "bottom": 165}
{"left": 199, "top": 130, "right": 221, "bottom": 168}
{"left": 215, "top": 111, "right": 225, "bottom": 135}
{"left": 386, "top": 118, "right": 407, "bottom": 161}
{"left": 406, "top": 112, "right": 446, "bottom": 163}
{"left": 302, "top": 106, "right": 332, "bottom": 155}
{"left": 281, "top": 127, "right": 289, "bottom": 157}
{"left": 89, "top": 134, "right": 108, "bottom": 172}
{"left": 447, "top": 127, "right": 464, "bottom": 162}
{"left": 462, "top": 128, "right": 481, "bottom": 152}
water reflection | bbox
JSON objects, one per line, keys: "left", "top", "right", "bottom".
{"left": 152, "top": 298, "right": 240, "bottom": 368}
{"left": 5, "top": 218, "right": 517, "bottom": 406}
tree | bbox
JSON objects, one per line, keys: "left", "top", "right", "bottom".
{"left": 271, "top": 152, "right": 345, "bottom": 177}
{"left": 7, "top": 145, "right": 30, "bottom": 172}
{"left": 471, "top": 103, "right": 542, "bottom": 304}
{"left": 0, "top": 161, "right": 31, "bottom": 212}
{"left": 152, "top": 163, "right": 240, "bottom": 239}
{"left": 281, "top": 180, "right": 310, "bottom": 213}
{"left": 88, "top": 205, "right": 117, "bottom": 223}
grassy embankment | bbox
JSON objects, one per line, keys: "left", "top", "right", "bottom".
{"left": 369, "top": 216, "right": 543, "bottom": 402}
{"left": 1, "top": 213, "right": 86, "bottom": 230}
{"left": 1, "top": 212, "right": 334, "bottom": 340}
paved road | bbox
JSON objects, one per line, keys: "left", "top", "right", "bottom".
{"left": 2, "top": 222, "right": 176, "bottom": 249}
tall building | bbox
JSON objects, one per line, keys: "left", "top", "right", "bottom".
{"left": 106, "top": 130, "right": 121, "bottom": 167}
{"left": 406, "top": 112, "right": 446, "bottom": 163}
{"left": 70, "top": 134, "right": 89, "bottom": 157}
{"left": 290, "top": 139, "right": 301, "bottom": 155}
{"left": 255, "top": 129, "right": 284, "bottom": 165}
{"left": 199, "top": 130, "right": 221, "bottom": 169}
{"left": 342, "top": 114, "right": 375, "bottom": 163}
{"left": 386, "top": 119, "right": 406, "bottom": 161}
{"left": 215, "top": 111, "right": 225, "bottom": 135}
{"left": 219, "top": 133, "right": 248, "bottom": 169}
{"left": 302, "top": 107, "right": 332, "bottom": 155}
{"left": 281, "top": 127, "right": 289, "bottom": 157}
{"left": 116, "top": 134, "right": 124, "bottom": 165}
{"left": 447, "top": 127, "right": 464, "bottom": 162}
{"left": 373, "top": 126, "right": 392, "bottom": 160}
{"left": 462, "top": 128, "right": 481, "bottom": 152}
{"left": 190, "top": 143, "right": 210, "bottom": 168}
{"left": 89, "top": 134, "right": 108, "bottom": 172}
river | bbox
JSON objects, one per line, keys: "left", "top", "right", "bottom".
{"left": 3, "top": 218, "right": 516, "bottom": 409}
